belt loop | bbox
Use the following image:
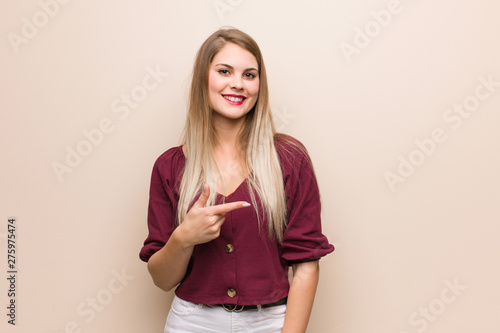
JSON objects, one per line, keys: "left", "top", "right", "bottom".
{"left": 257, "top": 304, "right": 262, "bottom": 312}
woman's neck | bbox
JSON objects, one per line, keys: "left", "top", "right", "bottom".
{"left": 212, "top": 113, "right": 245, "bottom": 153}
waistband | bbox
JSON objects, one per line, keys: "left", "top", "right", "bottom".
{"left": 215, "top": 297, "right": 288, "bottom": 312}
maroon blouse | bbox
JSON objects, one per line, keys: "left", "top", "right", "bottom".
{"left": 139, "top": 133, "right": 334, "bottom": 305}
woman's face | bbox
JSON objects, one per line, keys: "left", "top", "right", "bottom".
{"left": 208, "top": 43, "right": 260, "bottom": 122}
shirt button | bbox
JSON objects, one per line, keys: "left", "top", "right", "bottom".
{"left": 225, "top": 244, "right": 234, "bottom": 253}
{"left": 227, "top": 288, "right": 236, "bottom": 298}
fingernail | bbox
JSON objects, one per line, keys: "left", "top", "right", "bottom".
{"left": 242, "top": 202, "right": 251, "bottom": 207}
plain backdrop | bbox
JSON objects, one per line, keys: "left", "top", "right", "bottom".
{"left": 1, "top": 0, "right": 499, "bottom": 332}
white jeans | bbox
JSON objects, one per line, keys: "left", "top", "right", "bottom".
{"left": 165, "top": 295, "right": 286, "bottom": 333}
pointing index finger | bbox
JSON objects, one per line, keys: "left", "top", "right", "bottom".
{"left": 210, "top": 201, "right": 251, "bottom": 215}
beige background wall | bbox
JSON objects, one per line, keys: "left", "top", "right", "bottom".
{"left": 1, "top": 0, "right": 499, "bottom": 332}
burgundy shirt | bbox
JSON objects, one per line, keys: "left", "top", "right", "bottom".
{"left": 139, "top": 134, "right": 334, "bottom": 305}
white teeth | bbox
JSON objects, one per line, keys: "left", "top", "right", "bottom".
{"left": 223, "top": 95, "right": 244, "bottom": 102}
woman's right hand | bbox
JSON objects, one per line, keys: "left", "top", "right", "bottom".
{"left": 175, "top": 183, "right": 251, "bottom": 248}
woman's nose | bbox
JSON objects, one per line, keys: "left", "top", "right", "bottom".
{"left": 230, "top": 75, "right": 243, "bottom": 90}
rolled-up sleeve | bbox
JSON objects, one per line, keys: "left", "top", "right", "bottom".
{"left": 279, "top": 138, "right": 334, "bottom": 266}
{"left": 139, "top": 149, "right": 181, "bottom": 262}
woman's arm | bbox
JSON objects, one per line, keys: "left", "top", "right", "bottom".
{"left": 147, "top": 227, "right": 195, "bottom": 292}
{"left": 147, "top": 183, "right": 250, "bottom": 291}
{"left": 282, "top": 260, "right": 320, "bottom": 333}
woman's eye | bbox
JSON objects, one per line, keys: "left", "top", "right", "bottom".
{"left": 218, "top": 69, "right": 230, "bottom": 75}
{"left": 245, "top": 73, "right": 256, "bottom": 79}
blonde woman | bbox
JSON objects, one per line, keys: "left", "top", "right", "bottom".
{"left": 140, "top": 27, "right": 334, "bottom": 333}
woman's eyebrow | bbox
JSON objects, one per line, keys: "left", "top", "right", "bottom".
{"left": 215, "top": 63, "right": 258, "bottom": 72}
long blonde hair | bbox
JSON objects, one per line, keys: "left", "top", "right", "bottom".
{"left": 177, "top": 27, "right": 287, "bottom": 242}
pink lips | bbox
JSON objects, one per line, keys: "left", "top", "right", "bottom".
{"left": 222, "top": 94, "right": 246, "bottom": 106}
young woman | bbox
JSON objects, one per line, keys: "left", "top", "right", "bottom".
{"left": 140, "top": 27, "right": 334, "bottom": 333}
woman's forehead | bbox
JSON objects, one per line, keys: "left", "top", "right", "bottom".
{"left": 211, "top": 43, "right": 258, "bottom": 69}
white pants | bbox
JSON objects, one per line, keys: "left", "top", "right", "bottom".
{"left": 165, "top": 295, "right": 286, "bottom": 333}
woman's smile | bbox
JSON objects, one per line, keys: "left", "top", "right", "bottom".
{"left": 222, "top": 94, "right": 246, "bottom": 105}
